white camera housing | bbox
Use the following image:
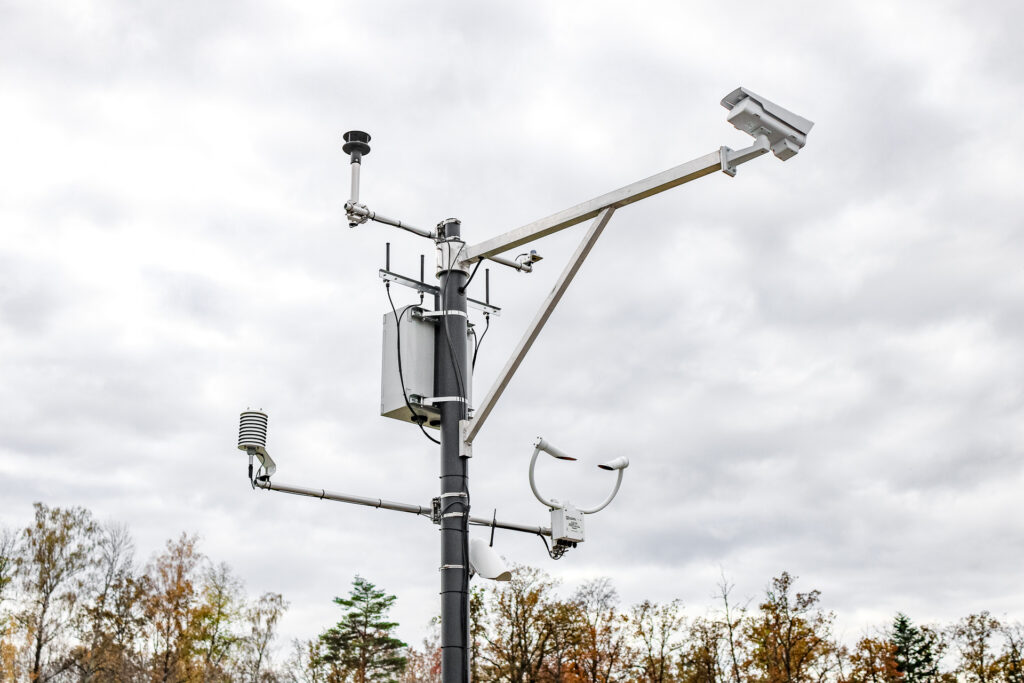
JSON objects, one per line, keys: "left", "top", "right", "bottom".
{"left": 721, "top": 87, "right": 814, "bottom": 161}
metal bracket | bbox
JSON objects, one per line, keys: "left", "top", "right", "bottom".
{"left": 440, "top": 565, "right": 466, "bottom": 571}
{"left": 378, "top": 270, "right": 501, "bottom": 316}
{"left": 431, "top": 497, "right": 441, "bottom": 524}
{"left": 345, "top": 201, "right": 370, "bottom": 226}
{"left": 420, "top": 309, "right": 468, "bottom": 319}
{"left": 420, "top": 396, "right": 467, "bottom": 405}
{"left": 459, "top": 420, "right": 473, "bottom": 458}
{"left": 720, "top": 135, "right": 770, "bottom": 177}
{"left": 437, "top": 240, "right": 470, "bottom": 276}
{"left": 482, "top": 254, "right": 534, "bottom": 273}
{"left": 345, "top": 202, "right": 435, "bottom": 239}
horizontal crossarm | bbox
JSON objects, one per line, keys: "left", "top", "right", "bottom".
{"left": 462, "top": 149, "right": 723, "bottom": 263}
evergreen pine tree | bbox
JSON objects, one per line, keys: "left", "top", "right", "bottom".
{"left": 892, "top": 613, "right": 940, "bottom": 683}
{"left": 320, "top": 575, "right": 407, "bottom": 683}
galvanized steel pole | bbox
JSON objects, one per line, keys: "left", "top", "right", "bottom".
{"left": 435, "top": 218, "right": 471, "bottom": 683}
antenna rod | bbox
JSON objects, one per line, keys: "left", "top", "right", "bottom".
{"left": 420, "top": 254, "right": 425, "bottom": 283}
{"left": 386, "top": 242, "right": 391, "bottom": 271}
{"left": 485, "top": 268, "right": 490, "bottom": 305}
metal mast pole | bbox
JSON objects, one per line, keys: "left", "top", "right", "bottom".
{"left": 435, "top": 218, "right": 471, "bottom": 683}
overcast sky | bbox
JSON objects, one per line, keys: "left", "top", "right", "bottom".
{"left": 2, "top": 0, "right": 1023, "bottom": 650}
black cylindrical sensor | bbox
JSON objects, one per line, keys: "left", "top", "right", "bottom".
{"left": 342, "top": 130, "right": 371, "bottom": 159}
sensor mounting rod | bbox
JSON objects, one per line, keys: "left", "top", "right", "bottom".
{"left": 343, "top": 129, "right": 436, "bottom": 237}
{"left": 252, "top": 477, "right": 551, "bottom": 537}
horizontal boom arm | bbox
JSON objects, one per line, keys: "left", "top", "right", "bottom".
{"left": 462, "top": 149, "right": 723, "bottom": 263}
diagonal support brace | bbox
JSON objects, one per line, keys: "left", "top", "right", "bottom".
{"left": 465, "top": 207, "right": 616, "bottom": 443}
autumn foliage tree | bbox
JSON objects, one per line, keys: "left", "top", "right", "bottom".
{"left": 0, "top": 504, "right": 288, "bottom": 683}
{"left": 742, "top": 572, "right": 838, "bottom": 683}
{"left": 845, "top": 635, "right": 901, "bottom": 683}
{"left": 475, "top": 565, "right": 557, "bottom": 682}
{"left": 680, "top": 614, "right": 724, "bottom": 683}
{"left": 952, "top": 613, "right": 1003, "bottom": 683}
{"left": 17, "top": 503, "right": 98, "bottom": 682}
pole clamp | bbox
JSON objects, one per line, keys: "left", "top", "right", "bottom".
{"left": 420, "top": 396, "right": 467, "bottom": 405}
{"left": 344, "top": 201, "right": 370, "bottom": 226}
{"left": 459, "top": 419, "right": 473, "bottom": 459}
{"left": 436, "top": 240, "right": 470, "bottom": 276}
{"left": 420, "top": 309, "right": 468, "bottom": 319}
{"left": 439, "top": 564, "right": 465, "bottom": 571}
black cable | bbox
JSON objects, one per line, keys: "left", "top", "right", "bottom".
{"left": 467, "top": 325, "right": 478, "bottom": 365}
{"left": 472, "top": 313, "right": 490, "bottom": 370}
{"left": 440, "top": 241, "right": 468, "bottom": 411}
{"left": 537, "top": 533, "right": 567, "bottom": 560}
{"left": 458, "top": 258, "right": 484, "bottom": 294}
{"left": 385, "top": 282, "right": 441, "bottom": 446}
{"left": 417, "top": 419, "right": 441, "bottom": 444}
{"left": 538, "top": 532, "right": 552, "bottom": 556}
{"left": 460, "top": 487, "right": 470, "bottom": 674}
{"left": 444, "top": 242, "right": 467, "bottom": 403}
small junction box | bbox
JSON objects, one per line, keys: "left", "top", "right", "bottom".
{"left": 551, "top": 504, "right": 585, "bottom": 544}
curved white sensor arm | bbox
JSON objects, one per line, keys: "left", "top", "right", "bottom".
{"left": 528, "top": 447, "right": 561, "bottom": 509}
{"left": 577, "top": 467, "right": 625, "bottom": 515}
{"left": 529, "top": 437, "right": 629, "bottom": 514}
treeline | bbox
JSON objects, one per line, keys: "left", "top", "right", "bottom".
{"left": 0, "top": 503, "right": 288, "bottom": 681}
{"left": 452, "top": 567, "right": 1024, "bottom": 683}
{"left": 3, "top": 503, "right": 1023, "bottom": 683}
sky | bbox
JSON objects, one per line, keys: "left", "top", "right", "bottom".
{"left": 2, "top": 0, "right": 1023, "bottom": 652}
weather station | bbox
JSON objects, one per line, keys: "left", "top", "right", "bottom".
{"left": 233, "top": 88, "right": 813, "bottom": 683}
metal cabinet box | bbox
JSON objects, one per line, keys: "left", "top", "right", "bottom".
{"left": 381, "top": 306, "right": 473, "bottom": 428}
